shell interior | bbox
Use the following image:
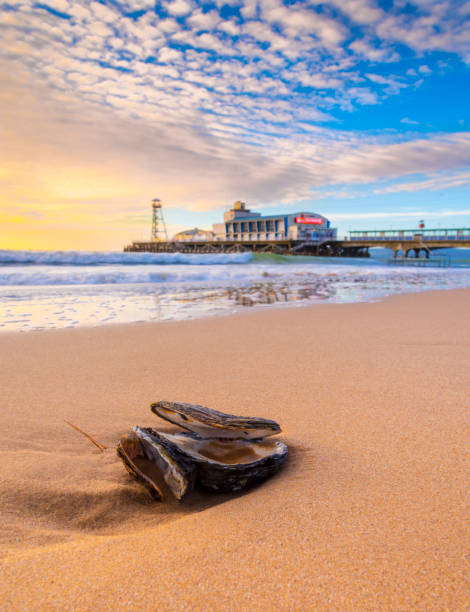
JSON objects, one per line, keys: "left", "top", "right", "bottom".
{"left": 161, "top": 432, "right": 284, "bottom": 466}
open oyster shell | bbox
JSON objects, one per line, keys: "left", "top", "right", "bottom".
{"left": 151, "top": 400, "right": 281, "bottom": 439}
{"left": 118, "top": 402, "right": 288, "bottom": 501}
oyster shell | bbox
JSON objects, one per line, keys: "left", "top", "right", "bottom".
{"left": 151, "top": 400, "right": 281, "bottom": 439}
{"left": 118, "top": 402, "right": 288, "bottom": 501}
{"left": 138, "top": 427, "right": 288, "bottom": 493}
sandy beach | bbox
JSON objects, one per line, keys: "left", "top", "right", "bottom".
{"left": 1, "top": 289, "right": 469, "bottom": 610}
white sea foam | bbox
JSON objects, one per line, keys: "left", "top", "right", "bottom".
{"left": 0, "top": 262, "right": 460, "bottom": 286}
{"left": 0, "top": 249, "right": 253, "bottom": 266}
{"left": 0, "top": 264, "right": 254, "bottom": 286}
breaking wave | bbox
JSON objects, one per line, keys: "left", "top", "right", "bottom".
{"left": 0, "top": 266, "right": 260, "bottom": 286}
{"left": 0, "top": 250, "right": 253, "bottom": 266}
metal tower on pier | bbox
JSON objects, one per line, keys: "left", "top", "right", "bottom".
{"left": 151, "top": 198, "right": 168, "bottom": 242}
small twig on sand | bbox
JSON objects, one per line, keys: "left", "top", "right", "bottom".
{"left": 64, "top": 420, "right": 108, "bottom": 451}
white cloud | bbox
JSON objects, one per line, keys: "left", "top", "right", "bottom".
{"left": 348, "top": 39, "right": 399, "bottom": 62}
{"left": 327, "top": 0, "right": 383, "bottom": 25}
{"left": 457, "top": 0, "right": 470, "bottom": 15}
{"left": 158, "top": 47, "right": 182, "bottom": 62}
{"left": 90, "top": 2, "right": 120, "bottom": 23}
{"left": 218, "top": 20, "right": 241, "bottom": 36}
{"left": 165, "top": 0, "right": 192, "bottom": 16}
{"left": 67, "top": 3, "right": 95, "bottom": 21}
{"left": 347, "top": 87, "right": 379, "bottom": 105}
{"left": 322, "top": 133, "right": 470, "bottom": 185}
{"left": 116, "top": 0, "right": 156, "bottom": 11}
{"left": 365, "top": 73, "right": 407, "bottom": 94}
{"left": 262, "top": 3, "right": 346, "bottom": 48}
{"left": 156, "top": 18, "right": 181, "bottom": 34}
{"left": 196, "top": 32, "right": 236, "bottom": 55}
{"left": 240, "top": 0, "right": 259, "bottom": 19}
{"left": 45, "top": 0, "right": 71, "bottom": 13}
{"left": 373, "top": 171, "right": 470, "bottom": 194}
{"left": 376, "top": 7, "right": 470, "bottom": 57}
{"left": 187, "top": 10, "right": 221, "bottom": 31}
{"left": 297, "top": 72, "right": 342, "bottom": 89}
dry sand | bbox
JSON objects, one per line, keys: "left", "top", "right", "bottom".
{"left": 1, "top": 289, "right": 469, "bottom": 610}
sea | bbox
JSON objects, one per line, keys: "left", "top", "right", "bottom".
{"left": 1, "top": 248, "right": 470, "bottom": 332}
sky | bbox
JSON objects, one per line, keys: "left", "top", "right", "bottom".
{"left": 1, "top": 0, "right": 470, "bottom": 249}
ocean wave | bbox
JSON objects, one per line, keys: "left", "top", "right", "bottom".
{"left": 0, "top": 262, "right": 468, "bottom": 287}
{"left": 2, "top": 248, "right": 470, "bottom": 269}
{"left": 0, "top": 249, "right": 253, "bottom": 266}
{"left": 0, "top": 262, "right": 282, "bottom": 286}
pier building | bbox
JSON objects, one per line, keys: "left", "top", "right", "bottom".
{"left": 212, "top": 201, "right": 337, "bottom": 242}
{"left": 173, "top": 228, "right": 215, "bottom": 241}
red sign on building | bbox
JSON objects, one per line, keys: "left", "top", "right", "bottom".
{"left": 295, "top": 216, "right": 323, "bottom": 225}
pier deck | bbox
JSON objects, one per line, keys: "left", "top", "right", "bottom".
{"left": 124, "top": 237, "right": 470, "bottom": 257}
{"left": 124, "top": 239, "right": 368, "bottom": 257}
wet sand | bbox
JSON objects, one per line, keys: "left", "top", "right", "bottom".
{"left": 1, "top": 289, "right": 469, "bottom": 610}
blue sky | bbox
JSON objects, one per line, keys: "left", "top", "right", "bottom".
{"left": 1, "top": 0, "right": 470, "bottom": 248}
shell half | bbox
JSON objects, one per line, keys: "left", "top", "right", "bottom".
{"left": 116, "top": 432, "right": 164, "bottom": 500}
{"left": 139, "top": 428, "right": 289, "bottom": 493}
{"left": 151, "top": 401, "right": 281, "bottom": 440}
{"left": 117, "top": 429, "right": 196, "bottom": 501}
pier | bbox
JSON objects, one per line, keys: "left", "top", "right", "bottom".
{"left": 124, "top": 200, "right": 470, "bottom": 258}
{"left": 124, "top": 229, "right": 470, "bottom": 258}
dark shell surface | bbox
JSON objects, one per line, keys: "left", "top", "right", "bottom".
{"left": 154, "top": 430, "right": 288, "bottom": 493}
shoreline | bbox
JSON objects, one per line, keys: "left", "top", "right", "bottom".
{"left": 2, "top": 250, "right": 470, "bottom": 333}
{"left": 2, "top": 284, "right": 470, "bottom": 337}
{"left": 2, "top": 288, "right": 469, "bottom": 609}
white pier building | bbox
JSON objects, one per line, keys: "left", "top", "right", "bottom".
{"left": 212, "top": 201, "right": 336, "bottom": 242}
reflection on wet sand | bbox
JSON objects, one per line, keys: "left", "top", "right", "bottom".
{"left": 148, "top": 269, "right": 449, "bottom": 323}
{"left": 153, "top": 280, "right": 336, "bottom": 313}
